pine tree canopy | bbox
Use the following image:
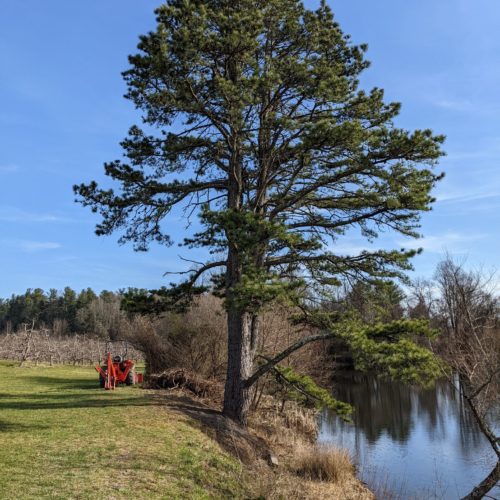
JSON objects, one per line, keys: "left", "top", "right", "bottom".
{"left": 75, "top": 0, "right": 444, "bottom": 314}
{"left": 75, "top": 1, "right": 446, "bottom": 422}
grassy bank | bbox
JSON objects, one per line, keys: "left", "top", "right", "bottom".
{"left": 0, "top": 361, "right": 373, "bottom": 499}
{"left": 0, "top": 361, "right": 245, "bottom": 499}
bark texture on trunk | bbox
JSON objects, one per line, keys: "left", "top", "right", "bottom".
{"left": 223, "top": 307, "right": 255, "bottom": 424}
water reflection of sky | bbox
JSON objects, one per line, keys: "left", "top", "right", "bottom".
{"left": 318, "top": 374, "right": 498, "bottom": 499}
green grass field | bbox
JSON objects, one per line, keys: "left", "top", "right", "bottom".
{"left": 0, "top": 361, "right": 247, "bottom": 499}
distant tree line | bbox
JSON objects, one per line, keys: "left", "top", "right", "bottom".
{"left": 0, "top": 287, "right": 129, "bottom": 338}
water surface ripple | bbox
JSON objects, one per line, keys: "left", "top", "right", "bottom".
{"left": 318, "top": 373, "right": 498, "bottom": 499}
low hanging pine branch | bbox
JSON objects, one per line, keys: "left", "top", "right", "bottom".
{"left": 271, "top": 364, "right": 353, "bottom": 421}
{"left": 346, "top": 319, "right": 444, "bottom": 387}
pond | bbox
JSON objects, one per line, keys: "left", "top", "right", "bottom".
{"left": 318, "top": 372, "right": 498, "bottom": 499}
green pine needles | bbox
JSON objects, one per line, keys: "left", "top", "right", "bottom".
{"left": 273, "top": 364, "right": 353, "bottom": 421}
{"left": 75, "top": 0, "right": 445, "bottom": 423}
{"left": 346, "top": 320, "right": 443, "bottom": 387}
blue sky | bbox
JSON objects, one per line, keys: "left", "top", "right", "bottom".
{"left": 0, "top": 0, "right": 499, "bottom": 297}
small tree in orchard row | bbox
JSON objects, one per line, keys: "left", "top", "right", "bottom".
{"left": 75, "top": 0, "right": 445, "bottom": 424}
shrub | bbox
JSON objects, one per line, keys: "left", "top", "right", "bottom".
{"left": 294, "top": 444, "right": 353, "bottom": 483}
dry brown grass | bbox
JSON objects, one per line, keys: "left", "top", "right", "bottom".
{"left": 252, "top": 468, "right": 373, "bottom": 500}
{"left": 247, "top": 397, "right": 372, "bottom": 498}
{"left": 293, "top": 443, "right": 354, "bottom": 483}
{"left": 249, "top": 396, "right": 318, "bottom": 452}
{"left": 154, "top": 384, "right": 374, "bottom": 500}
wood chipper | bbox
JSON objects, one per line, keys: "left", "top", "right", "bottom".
{"left": 95, "top": 342, "right": 142, "bottom": 390}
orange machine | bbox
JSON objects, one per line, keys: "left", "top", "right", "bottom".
{"left": 95, "top": 349, "right": 140, "bottom": 390}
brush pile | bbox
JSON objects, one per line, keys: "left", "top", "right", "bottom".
{"left": 147, "top": 368, "right": 219, "bottom": 398}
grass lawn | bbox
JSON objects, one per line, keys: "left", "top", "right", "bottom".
{"left": 0, "top": 361, "right": 247, "bottom": 499}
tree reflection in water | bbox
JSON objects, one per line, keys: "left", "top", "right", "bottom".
{"left": 319, "top": 372, "right": 495, "bottom": 499}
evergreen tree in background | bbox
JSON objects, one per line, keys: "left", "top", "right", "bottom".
{"left": 345, "top": 280, "right": 405, "bottom": 324}
{"left": 75, "top": 0, "right": 445, "bottom": 424}
{"left": 0, "top": 287, "right": 126, "bottom": 338}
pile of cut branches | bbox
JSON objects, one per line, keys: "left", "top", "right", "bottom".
{"left": 147, "top": 368, "right": 219, "bottom": 398}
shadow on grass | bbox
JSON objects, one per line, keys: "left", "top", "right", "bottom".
{"left": 23, "top": 375, "right": 100, "bottom": 390}
{"left": 0, "top": 391, "right": 159, "bottom": 411}
{"left": 164, "top": 393, "right": 270, "bottom": 464}
{"left": 0, "top": 372, "right": 160, "bottom": 413}
{"left": 0, "top": 419, "right": 50, "bottom": 432}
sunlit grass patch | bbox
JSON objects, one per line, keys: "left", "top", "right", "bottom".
{"left": 0, "top": 361, "right": 245, "bottom": 499}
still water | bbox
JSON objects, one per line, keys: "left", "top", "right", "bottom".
{"left": 318, "top": 373, "right": 498, "bottom": 499}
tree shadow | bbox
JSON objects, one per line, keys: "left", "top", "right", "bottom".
{"left": 1, "top": 372, "right": 158, "bottom": 412}
{"left": 0, "top": 392, "right": 159, "bottom": 411}
{"left": 23, "top": 375, "right": 99, "bottom": 390}
{"left": 163, "top": 393, "right": 270, "bottom": 464}
{"left": 0, "top": 419, "right": 50, "bottom": 433}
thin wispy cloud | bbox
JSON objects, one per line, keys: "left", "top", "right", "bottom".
{"left": 1, "top": 239, "right": 62, "bottom": 253}
{"left": 398, "top": 232, "right": 485, "bottom": 254}
{"left": 444, "top": 146, "right": 500, "bottom": 163}
{"left": 433, "top": 98, "right": 474, "bottom": 112}
{"left": 0, "top": 207, "right": 73, "bottom": 223}
{"left": 435, "top": 189, "right": 500, "bottom": 204}
{"left": 19, "top": 241, "right": 62, "bottom": 252}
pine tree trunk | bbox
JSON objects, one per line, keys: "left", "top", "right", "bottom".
{"left": 222, "top": 307, "right": 254, "bottom": 424}
{"left": 222, "top": 240, "right": 260, "bottom": 424}
{"left": 222, "top": 84, "right": 258, "bottom": 423}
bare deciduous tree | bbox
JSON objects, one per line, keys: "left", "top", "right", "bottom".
{"left": 433, "top": 257, "right": 499, "bottom": 500}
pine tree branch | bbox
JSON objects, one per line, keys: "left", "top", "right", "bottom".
{"left": 244, "top": 332, "right": 335, "bottom": 388}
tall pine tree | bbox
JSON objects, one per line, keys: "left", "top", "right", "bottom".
{"left": 75, "top": 0, "right": 444, "bottom": 424}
